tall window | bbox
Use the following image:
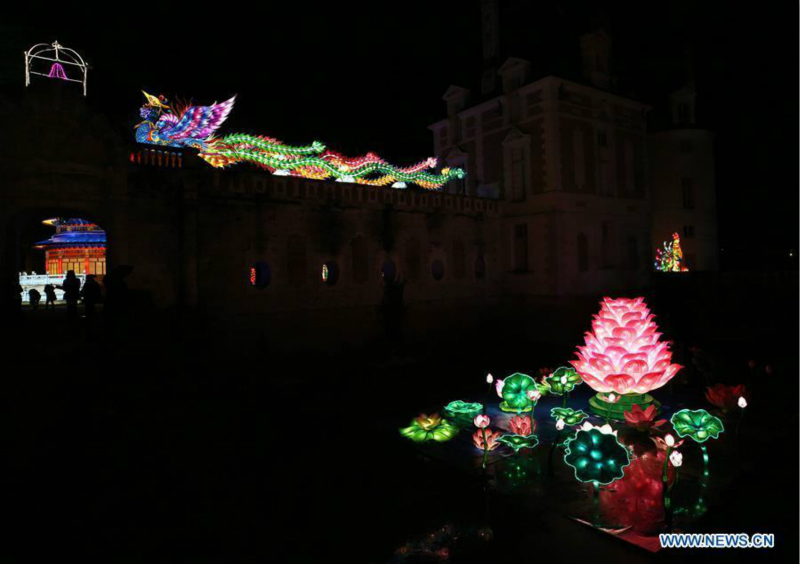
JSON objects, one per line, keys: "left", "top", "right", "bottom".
{"left": 510, "top": 146, "right": 527, "bottom": 201}
{"left": 351, "top": 236, "right": 368, "bottom": 283}
{"left": 577, "top": 233, "right": 589, "bottom": 272}
{"left": 626, "top": 236, "right": 639, "bottom": 270}
{"left": 681, "top": 178, "right": 695, "bottom": 209}
{"left": 287, "top": 235, "right": 307, "bottom": 286}
{"left": 624, "top": 140, "right": 635, "bottom": 195}
{"left": 573, "top": 129, "right": 586, "bottom": 191}
{"left": 677, "top": 103, "right": 690, "bottom": 123}
{"left": 601, "top": 222, "right": 616, "bottom": 268}
{"left": 683, "top": 225, "right": 695, "bottom": 238}
{"left": 514, "top": 224, "right": 528, "bottom": 271}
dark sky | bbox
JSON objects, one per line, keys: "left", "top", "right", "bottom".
{"left": 2, "top": 1, "right": 797, "bottom": 269}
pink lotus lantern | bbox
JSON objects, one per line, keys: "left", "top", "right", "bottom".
{"left": 571, "top": 297, "right": 682, "bottom": 419}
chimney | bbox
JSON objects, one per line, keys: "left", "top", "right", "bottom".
{"left": 480, "top": 0, "right": 500, "bottom": 95}
{"left": 580, "top": 29, "right": 611, "bottom": 89}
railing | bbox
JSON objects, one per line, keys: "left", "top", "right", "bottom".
{"left": 18, "top": 273, "right": 86, "bottom": 303}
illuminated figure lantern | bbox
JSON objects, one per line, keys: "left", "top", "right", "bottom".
{"left": 571, "top": 297, "right": 682, "bottom": 419}
{"left": 655, "top": 232, "right": 689, "bottom": 272}
{"left": 134, "top": 92, "right": 465, "bottom": 190}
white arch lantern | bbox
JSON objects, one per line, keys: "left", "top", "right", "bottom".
{"left": 24, "top": 41, "right": 89, "bottom": 96}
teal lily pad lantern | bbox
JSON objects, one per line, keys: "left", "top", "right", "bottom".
{"left": 443, "top": 400, "right": 483, "bottom": 425}
{"left": 545, "top": 366, "right": 582, "bottom": 395}
{"left": 550, "top": 407, "right": 589, "bottom": 426}
{"left": 670, "top": 409, "right": 724, "bottom": 443}
{"left": 564, "top": 424, "right": 632, "bottom": 485}
{"left": 399, "top": 414, "right": 458, "bottom": 443}
{"left": 497, "top": 433, "right": 539, "bottom": 453}
{"left": 499, "top": 373, "right": 537, "bottom": 413}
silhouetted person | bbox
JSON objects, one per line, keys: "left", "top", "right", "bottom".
{"left": 81, "top": 275, "right": 102, "bottom": 317}
{"left": 28, "top": 288, "right": 41, "bottom": 310}
{"left": 43, "top": 284, "right": 57, "bottom": 309}
{"left": 59, "top": 270, "right": 81, "bottom": 321}
{"left": 6, "top": 278, "right": 23, "bottom": 320}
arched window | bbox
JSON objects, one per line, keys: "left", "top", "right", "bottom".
{"left": 452, "top": 240, "right": 465, "bottom": 280}
{"left": 287, "top": 235, "right": 307, "bottom": 286}
{"left": 381, "top": 258, "right": 397, "bottom": 284}
{"left": 577, "top": 233, "right": 589, "bottom": 273}
{"left": 431, "top": 259, "right": 445, "bottom": 281}
{"left": 249, "top": 261, "right": 271, "bottom": 288}
{"left": 321, "top": 261, "right": 339, "bottom": 285}
{"left": 351, "top": 236, "right": 368, "bottom": 284}
{"left": 405, "top": 238, "right": 421, "bottom": 282}
{"left": 475, "top": 255, "right": 486, "bottom": 280}
{"left": 626, "top": 236, "right": 639, "bottom": 270}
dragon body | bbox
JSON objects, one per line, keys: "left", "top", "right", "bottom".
{"left": 135, "top": 92, "right": 464, "bottom": 190}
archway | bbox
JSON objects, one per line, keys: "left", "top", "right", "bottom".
{"left": 4, "top": 207, "right": 110, "bottom": 306}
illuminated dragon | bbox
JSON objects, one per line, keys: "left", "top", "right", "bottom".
{"left": 134, "top": 91, "right": 464, "bottom": 190}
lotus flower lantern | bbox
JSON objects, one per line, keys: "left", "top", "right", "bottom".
{"left": 571, "top": 297, "right": 682, "bottom": 420}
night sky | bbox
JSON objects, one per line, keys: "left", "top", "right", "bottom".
{"left": 2, "top": 1, "right": 796, "bottom": 269}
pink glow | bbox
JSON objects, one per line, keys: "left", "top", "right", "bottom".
{"left": 48, "top": 63, "right": 68, "bottom": 80}
{"left": 571, "top": 297, "right": 682, "bottom": 395}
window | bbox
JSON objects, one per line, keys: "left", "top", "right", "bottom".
{"left": 574, "top": 129, "right": 586, "bottom": 190}
{"left": 626, "top": 236, "right": 639, "bottom": 270}
{"left": 597, "top": 130, "right": 608, "bottom": 147}
{"left": 439, "top": 127, "right": 449, "bottom": 147}
{"left": 601, "top": 222, "right": 616, "bottom": 268}
{"left": 249, "top": 261, "right": 271, "bottom": 288}
{"left": 321, "top": 261, "right": 339, "bottom": 286}
{"left": 475, "top": 255, "right": 486, "bottom": 280}
{"left": 452, "top": 240, "right": 465, "bottom": 280}
{"left": 577, "top": 233, "right": 589, "bottom": 272}
{"left": 624, "top": 140, "right": 635, "bottom": 194}
{"left": 510, "top": 146, "right": 527, "bottom": 201}
{"left": 381, "top": 259, "right": 397, "bottom": 283}
{"left": 683, "top": 225, "right": 695, "bottom": 238}
{"left": 351, "top": 236, "right": 368, "bottom": 283}
{"left": 513, "top": 223, "right": 528, "bottom": 271}
{"left": 431, "top": 259, "right": 445, "bottom": 281}
{"left": 463, "top": 116, "right": 476, "bottom": 139}
{"left": 681, "top": 178, "right": 695, "bottom": 209}
{"left": 677, "top": 103, "right": 690, "bottom": 123}
{"left": 287, "top": 235, "right": 307, "bottom": 286}
{"left": 679, "top": 139, "right": 694, "bottom": 154}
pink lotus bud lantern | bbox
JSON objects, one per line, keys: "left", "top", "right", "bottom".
{"left": 571, "top": 297, "right": 682, "bottom": 420}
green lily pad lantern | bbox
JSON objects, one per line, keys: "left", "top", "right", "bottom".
{"left": 399, "top": 414, "right": 458, "bottom": 443}
{"left": 670, "top": 409, "right": 724, "bottom": 443}
{"left": 550, "top": 407, "right": 589, "bottom": 426}
{"left": 443, "top": 400, "right": 483, "bottom": 425}
{"left": 545, "top": 366, "right": 582, "bottom": 395}
{"left": 499, "top": 373, "right": 537, "bottom": 413}
{"left": 564, "top": 425, "right": 631, "bottom": 485}
{"left": 497, "top": 433, "right": 539, "bottom": 453}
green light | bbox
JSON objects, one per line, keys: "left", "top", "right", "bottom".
{"left": 497, "top": 433, "right": 539, "bottom": 453}
{"left": 563, "top": 427, "right": 631, "bottom": 485}
{"left": 499, "top": 373, "right": 536, "bottom": 413}
{"left": 550, "top": 407, "right": 589, "bottom": 426}
{"left": 544, "top": 366, "right": 582, "bottom": 395}
{"left": 443, "top": 400, "right": 483, "bottom": 418}
{"left": 399, "top": 414, "right": 458, "bottom": 443}
{"left": 670, "top": 409, "right": 724, "bottom": 444}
